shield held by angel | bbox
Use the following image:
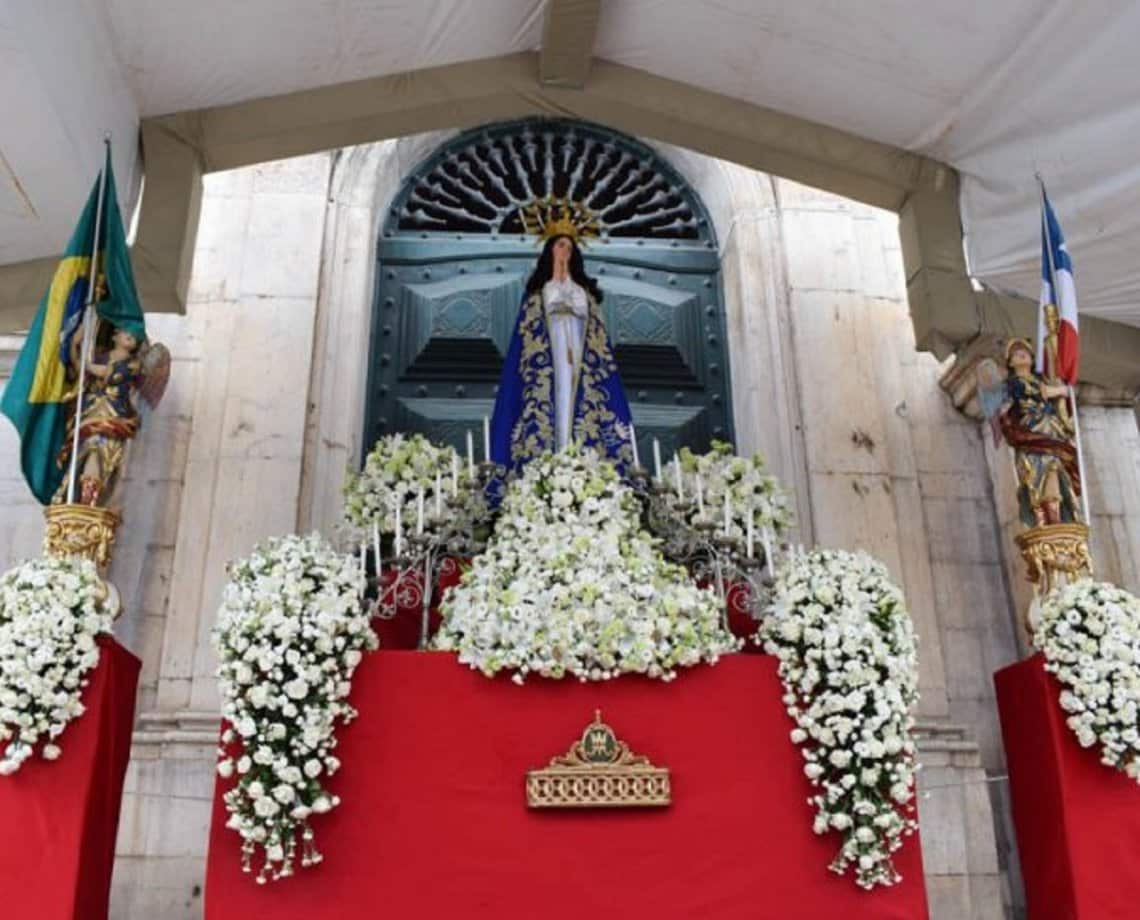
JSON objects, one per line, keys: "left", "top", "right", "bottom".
{"left": 976, "top": 338, "right": 1082, "bottom": 529}
{"left": 53, "top": 319, "right": 171, "bottom": 509}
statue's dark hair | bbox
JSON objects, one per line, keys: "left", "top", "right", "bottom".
{"left": 524, "top": 235, "right": 603, "bottom": 303}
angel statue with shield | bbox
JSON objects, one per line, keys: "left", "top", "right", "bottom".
{"left": 489, "top": 197, "right": 636, "bottom": 479}
{"left": 52, "top": 315, "right": 170, "bottom": 509}
{"left": 977, "top": 335, "right": 1082, "bottom": 528}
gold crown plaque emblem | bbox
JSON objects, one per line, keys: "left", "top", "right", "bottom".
{"left": 519, "top": 196, "right": 600, "bottom": 245}
{"left": 526, "top": 711, "right": 670, "bottom": 808}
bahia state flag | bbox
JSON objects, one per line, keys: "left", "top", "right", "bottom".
{"left": 1037, "top": 188, "right": 1079, "bottom": 384}
{"left": 0, "top": 147, "right": 146, "bottom": 504}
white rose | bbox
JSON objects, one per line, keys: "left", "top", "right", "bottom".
{"left": 273, "top": 784, "right": 295, "bottom": 804}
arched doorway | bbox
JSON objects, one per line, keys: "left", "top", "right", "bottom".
{"left": 363, "top": 118, "right": 734, "bottom": 463}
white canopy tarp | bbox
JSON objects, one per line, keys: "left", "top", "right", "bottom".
{"left": 4, "top": 0, "right": 1140, "bottom": 327}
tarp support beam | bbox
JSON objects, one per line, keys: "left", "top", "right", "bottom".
{"left": 540, "top": 0, "right": 601, "bottom": 88}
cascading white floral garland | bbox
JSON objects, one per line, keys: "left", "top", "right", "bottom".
{"left": 1034, "top": 579, "right": 1140, "bottom": 779}
{"left": 212, "top": 533, "right": 376, "bottom": 882}
{"left": 435, "top": 446, "right": 737, "bottom": 681}
{"left": 0, "top": 555, "right": 115, "bottom": 775}
{"left": 760, "top": 548, "right": 919, "bottom": 889}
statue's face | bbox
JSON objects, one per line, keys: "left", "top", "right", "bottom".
{"left": 1008, "top": 344, "right": 1033, "bottom": 373}
{"left": 112, "top": 329, "right": 138, "bottom": 352}
{"left": 552, "top": 236, "right": 573, "bottom": 268}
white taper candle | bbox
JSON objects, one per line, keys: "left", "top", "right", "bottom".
{"left": 483, "top": 416, "right": 491, "bottom": 463}
{"left": 673, "top": 454, "right": 684, "bottom": 500}
{"left": 359, "top": 542, "right": 367, "bottom": 596}
{"left": 451, "top": 452, "right": 459, "bottom": 495}
{"left": 394, "top": 498, "right": 403, "bottom": 558}
{"left": 434, "top": 471, "right": 442, "bottom": 517}
{"left": 416, "top": 486, "right": 425, "bottom": 535}
{"left": 629, "top": 423, "right": 640, "bottom": 468}
{"left": 723, "top": 490, "right": 731, "bottom": 534}
{"left": 653, "top": 438, "right": 662, "bottom": 481}
{"left": 466, "top": 430, "right": 475, "bottom": 479}
{"left": 746, "top": 512, "right": 754, "bottom": 559}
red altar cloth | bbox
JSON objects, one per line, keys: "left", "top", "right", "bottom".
{"left": 0, "top": 636, "right": 140, "bottom": 920}
{"left": 995, "top": 654, "right": 1140, "bottom": 920}
{"left": 206, "top": 652, "right": 926, "bottom": 920}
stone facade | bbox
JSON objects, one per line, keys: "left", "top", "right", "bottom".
{"left": 0, "top": 134, "right": 1137, "bottom": 920}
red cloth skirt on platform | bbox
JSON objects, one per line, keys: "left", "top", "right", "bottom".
{"left": 0, "top": 636, "right": 140, "bottom": 920}
{"left": 206, "top": 651, "right": 927, "bottom": 920}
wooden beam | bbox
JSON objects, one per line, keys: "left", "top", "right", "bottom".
{"left": 539, "top": 0, "right": 601, "bottom": 88}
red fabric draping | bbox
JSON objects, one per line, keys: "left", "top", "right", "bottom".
{"left": 0, "top": 636, "right": 141, "bottom": 920}
{"left": 995, "top": 653, "right": 1140, "bottom": 919}
{"left": 206, "top": 652, "right": 926, "bottom": 920}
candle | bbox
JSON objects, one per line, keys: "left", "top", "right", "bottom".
{"left": 435, "top": 471, "right": 442, "bottom": 517}
{"left": 653, "top": 438, "right": 662, "bottom": 481}
{"left": 394, "top": 498, "right": 403, "bottom": 558}
{"left": 696, "top": 473, "right": 705, "bottom": 516}
{"left": 723, "top": 490, "right": 731, "bottom": 535}
{"left": 763, "top": 527, "right": 775, "bottom": 569}
{"left": 451, "top": 453, "right": 459, "bottom": 495}
{"left": 673, "top": 454, "right": 684, "bottom": 500}
{"left": 746, "top": 512, "right": 754, "bottom": 559}
{"left": 416, "top": 486, "right": 425, "bottom": 536}
{"left": 482, "top": 416, "right": 491, "bottom": 463}
{"left": 358, "top": 542, "right": 367, "bottom": 596}
{"left": 466, "top": 430, "right": 475, "bottom": 479}
{"left": 629, "top": 423, "right": 640, "bottom": 468}
{"left": 372, "top": 521, "right": 381, "bottom": 574}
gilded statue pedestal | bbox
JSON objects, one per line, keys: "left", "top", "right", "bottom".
{"left": 43, "top": 503, "right": 120, "bottom": 574}
{"left": 1015, "top": 522, "right": 1093, "bottom": 617}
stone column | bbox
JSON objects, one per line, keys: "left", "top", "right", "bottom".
{"left": 155, "top": 154, "right": 332, "bottom": 715}
{"left": 1079, "top": 401, "right": 1140, "bottom": 592}
{"left": 772, "top": 177, "right": 952, "bottom": 720}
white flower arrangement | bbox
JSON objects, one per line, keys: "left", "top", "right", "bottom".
{"left": 212, "top": 533, "right": 377, "bottom": 882}
{"left": 1034, "top": 579, "right": 1140, "bottom": 779}
{"left": 668, "top": 440, "right": 794, "bottom": 545}
{"left": 435, "top": 446, "right": 737, "bottom": 682}
{"left": 343, "top": 432, "right": 488, "bottom": 550}
{"left": 0, "top": 555, "right": 115, "bottom": 775}
{"left": 760, "top": 548, "right": 919, "bottom": 889}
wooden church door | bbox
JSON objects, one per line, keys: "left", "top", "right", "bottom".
{"left": 364, "top": 119, "right": 734, "bottom": 464}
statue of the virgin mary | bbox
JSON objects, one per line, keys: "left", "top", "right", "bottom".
{"left": 489, "top": 199, "right": 635, "bottom": 478}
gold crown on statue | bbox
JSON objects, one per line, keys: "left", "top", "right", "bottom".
{"left": 520, "top": 196, "right": 600, "bottom": 245}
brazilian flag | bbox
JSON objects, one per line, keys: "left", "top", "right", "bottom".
{"left": 1, "top": 147, "right": 146, "bottom": 504}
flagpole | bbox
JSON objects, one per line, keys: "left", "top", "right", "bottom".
{"left": 1035, "top": 174, "right": 1093, "bottom": 530}
{"left": 66, "top": 137, "right": 111, "bottom": 505}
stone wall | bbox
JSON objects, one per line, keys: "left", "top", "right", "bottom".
{"left": 1, "top": 134, "right": 1137, "bottom": 919}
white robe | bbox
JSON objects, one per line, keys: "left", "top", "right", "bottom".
{"left": 542, "top": 277, "right": 589, "bottom": 451}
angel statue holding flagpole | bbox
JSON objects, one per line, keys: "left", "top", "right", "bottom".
{"left": 977, "top": 335, "right": 1082, "bottom": 529}
{"left": 52, "top": 310, "right": 170, "bottom": 509}
{"left": 489, "top": 197, "right": 635, "bottom": 479}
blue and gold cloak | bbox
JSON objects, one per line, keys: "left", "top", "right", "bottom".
{"left": 490, "top": 291, "right": 634, "bottom": 481}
